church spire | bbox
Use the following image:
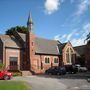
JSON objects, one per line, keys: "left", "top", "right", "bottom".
{"left": 27, "top": 12, "right": 33, "bottom": 31}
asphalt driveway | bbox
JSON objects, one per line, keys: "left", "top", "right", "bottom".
{"left": 12, "top": 73, "right": 90, "bottom": 90}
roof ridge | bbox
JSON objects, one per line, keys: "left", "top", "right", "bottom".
{"left": 36, "top": 36, "right": 58, "bottom": 42}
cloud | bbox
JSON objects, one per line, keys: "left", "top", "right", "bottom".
{"left": 54, "top": 29, "right": 78, "bottom": 42}
{"left": 54, "top": 24, "right": 90, "bottom": 46}
{"left": 54, "top": 34, "right": 60, "bottom": 40}
{"left": 44, "top": 0, "right": 60, "bottom": 15}
{"left": 83, "top": 22, "right": 90, "bottom": 32}
{"left": 71, "top": 38, "right": 86, "bottom": 46}
{"left": 74, "top": 0, "right": 90, "bottom": 16}
{"left": 66, "top": 30, "right": 77, "bottom": 41}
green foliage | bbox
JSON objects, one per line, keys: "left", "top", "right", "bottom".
{"left": 0, "top": 63, "right": 3, "bottom": 69}
{"left": 6, "top": 26, "right": 28, "bottom": 35}
{"left": 12, "top": 71, "right": 22, "bottom": 76}
{"left": 0, "top": 81, "right": 30, "bottom": 90}
{"left": 0, "top": 63, "right": 5, "bottom": 71}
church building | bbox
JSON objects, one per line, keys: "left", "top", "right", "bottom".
{"left": 0, "top": 13, "right": 77, "bottom": 74}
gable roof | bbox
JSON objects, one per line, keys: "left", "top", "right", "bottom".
{"left": 0, "top": 35, "right": 21, "bottom": 48}
{"left": 35, "top": 37, "right": 60, "bottom": 55}
{"left": 18, "top": 32, "right": 61, "bottom": 55}
{"left": 0, "top": 32, "right": 65, "bottom": 55}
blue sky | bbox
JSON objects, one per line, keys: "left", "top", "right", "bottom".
{"left": 0, "top": 0, "right": 90, "bottom": 46}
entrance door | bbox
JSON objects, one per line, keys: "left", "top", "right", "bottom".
{"left": 9, "top": 57, "right": 18, "bottom": 70}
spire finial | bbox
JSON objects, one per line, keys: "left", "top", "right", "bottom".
{"left": 27, "top": 11, "right": 33, "bottom": 25}
{"left": 27, "top": 11, "right": 33, "bottom": 31}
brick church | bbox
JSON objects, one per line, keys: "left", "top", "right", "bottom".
{"left": 0, "top": 13, "right": 90, "bottom": 74}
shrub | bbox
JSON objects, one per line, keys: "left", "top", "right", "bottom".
{"left": 0, "top": 63, "right": 5, "bottom": 71}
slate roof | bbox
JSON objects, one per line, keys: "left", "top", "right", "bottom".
{"left": 74, "top": 45, "right": 86, "bottom": 56}
{"left": 18, "top": 33, "right": 66, "bottom": 55}
{"left": 17, "top": 33, "right": 61, "bottom": 55}
{"left": 0, "top": 32, "right": 66, "bottom": 55}
{"left": 0, "top": 35, "right": 21, "bottom": 48}
{"left": 18, "top": 32, "right": 26, "bottom": 42}
{"left": 35, "top": 37, "right": 60, "bottom": 55}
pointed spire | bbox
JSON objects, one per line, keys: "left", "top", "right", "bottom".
{"left": 27, "top": 12, "right": 33, "bottom": 31}
{"left": 27, "top": 12, "right": 33, "bottom": 25}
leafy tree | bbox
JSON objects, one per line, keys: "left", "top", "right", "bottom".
{"left": 6, "top": 26, "right": 28, "bottom": 35}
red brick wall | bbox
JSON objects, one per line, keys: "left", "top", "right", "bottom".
{"left": 5, "top": 48, "right": 20, "bottom": 70}
{"left": 32, "top": 55, "right": 60, "bottom": 73}
{"left": 26, "top": 32, "right": 36, "bottom": 72}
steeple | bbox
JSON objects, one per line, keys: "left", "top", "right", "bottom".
{"left": 27, "top": 12, "right": 33, "bottom": 31}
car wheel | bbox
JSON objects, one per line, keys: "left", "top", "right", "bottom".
{"left": 4, "top": 75, "right": 9, "bottom": 80}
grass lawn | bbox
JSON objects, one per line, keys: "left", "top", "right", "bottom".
{"left": 0, "top": 81, "right": 30, "bottom": 90}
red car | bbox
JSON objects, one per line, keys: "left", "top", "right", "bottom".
{"left": 0, "top": 71, "right": 12, "bottom": 80}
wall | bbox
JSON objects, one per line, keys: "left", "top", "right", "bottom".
{"left": 5, "top": 48, "right": 21, "bottom": 70}
{"left": 31, "top": 54, "right": 60, "bottom": 73}
{"left": 62, "top": 42, "right": 76, "bottom": 65}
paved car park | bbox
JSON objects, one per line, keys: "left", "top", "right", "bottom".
{"left": 12, "top": 72, "right": 90, "bottom": 90}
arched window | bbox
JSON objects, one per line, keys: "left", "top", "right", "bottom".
{"left": 66, "top": 48, "right": 70, "bottom": 63}
{"left": 66, "top": 48, "right": 75, "bottom": 64}
{"left": 54, "top": 58, "right": 58, "bottom": 63}
{"left": 66, "top": 48, "right": 69, "bottom": 53}
{"left": 70, "top": 48, "right": 73, "bottom": 53}
{"left": 70, "top": 48, "right": 75, "bottom": 64}
{"left": 45, "top": 57, "right": 50, "bottom": 64}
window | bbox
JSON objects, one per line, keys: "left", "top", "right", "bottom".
{"left": 9, "top": 57, "right": 18, "bottom": 70}
{"left": 9, "top": 57, "right": 18, "bottom": 66}
{"left": 66, "top": 48, "right": 69, "bottom": 53}
{"left": 66, "top": 48, "right": 70, "bottom": 63}
{"left": 66, "top": 53, "right": 70, "bottom": 63}
{"left": 10, "top": 57, "right": 17, "bottom": 61}
{"left": 45, "top": 57, "right": 50, "bottom": 64}
{"left": 66, "top": 48, "right": 74, "bottom": 64}
{"left": 54, "top": 58, "right": 58, "bottom": 63}
{"left": 70, "top": 48, "right": 73, "bottom": 53}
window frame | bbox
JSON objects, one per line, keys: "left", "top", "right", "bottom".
{"left": 9, "top": 57, "right": 18, "bottom": 66}
{"left": 54, "top": 58, "right": 59, "bottom": 64}
{"left": 44, "top": 57, "right": 50, "bottom": 64}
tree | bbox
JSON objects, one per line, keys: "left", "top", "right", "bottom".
{"left": 86, "top": 32, "right": 90, "bottom": 44}
{"left": 6, "top": 26, "right": 28, "bottom": 35}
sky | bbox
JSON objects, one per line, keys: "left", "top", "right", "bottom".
{"left": 0, "top": 0, "right": 90, "bottom": 46}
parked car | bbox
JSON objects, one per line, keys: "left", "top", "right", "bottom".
{"left": 64, "top": 65, "right": 78, "bottom": 74}
{"left": 45, "top": 66, "right": 66, "bottom": 75}
{"left": 75, "top": 64, "right": 88, "bottom": 72}
{"left": 0, "top": 70, "right": 12, "bottom": 80}
{"left": 79, "top": 67, "right": 88, "bottom": 72}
